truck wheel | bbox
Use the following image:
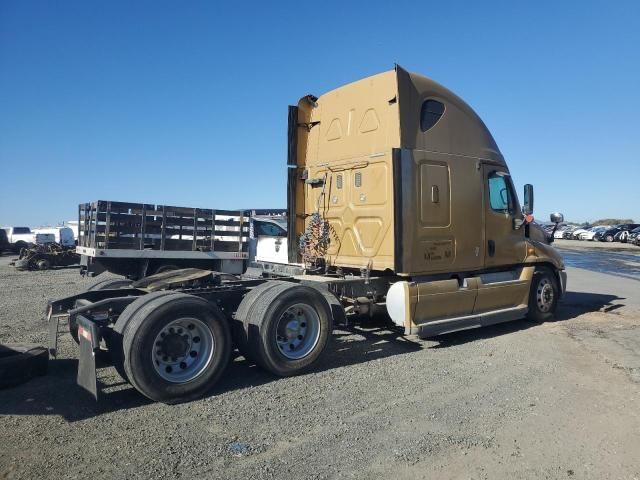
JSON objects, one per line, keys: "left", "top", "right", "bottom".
{"left": 14, "top": 241, "right": 27, "bottom": 253}
{"left": 153, "top": 264, "right": 180, "bottom": 275}
{"left": 243, "top": 283, "right": 332, "bottom": 377}
{"left": 116, "top": 292, "right": 231, "bottom": 404}
{"left": 87, "top": 278, "right": 132, "bottom": 291}
{"left": 233, "top": 281, "right": 290, "bottom": 361}
{"left": 527, "top": 267, "right": 559, "bottom": 323}
{"left": 107, "top": 291, "right": 178, "bottom": 380}
{"left": 36, "top": 259, "right": 51, "bottom": 270}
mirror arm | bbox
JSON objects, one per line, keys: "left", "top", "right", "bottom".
{"left": 548, "top": 224, "right": 558, "bottom": 243}
{"left": 513, "top": 217, "right": 525, "bottom": 230}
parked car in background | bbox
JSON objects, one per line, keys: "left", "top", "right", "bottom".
{"left": 562, "top": 226, "right": 582, "bottom": 239}
{"left": 597, "top": 224, "right": 640, "bottom": 242}
{"left": 553, "top": 225, "right": 569, "bottom": 239}
{"left": 578, "top": 226, "right": 609, "bottom": 241}
{"left": 33, "top": 226, "right": 75, "bottom": 247}
{"left": 570, "top": 227, "right": 591, "bottom": 239}
{"left": 2, "top": 227, "right": 55, "bottom": 252}
{"left": 627, "top": 226, "right": 640, "bottom": 244}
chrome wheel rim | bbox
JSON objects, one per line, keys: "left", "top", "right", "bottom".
{"left": 275, "top": 303, "right": 321, "bottom": 360}
{"left": 151, "top": 317, "right": 214, "bottom": 383}
{"left": 536, "top": 278, "right": 555, "bottom": 313}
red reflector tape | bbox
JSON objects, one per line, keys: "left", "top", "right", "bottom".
{"left": 78, "top": 325, "right": 92, "bottom": 343}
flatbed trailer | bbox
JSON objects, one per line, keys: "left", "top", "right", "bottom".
{"left": 47, "top": 66, "right": 567, "bottom": 404}
{"left": 76, "top": 201, "right": 250, "bottom": 278}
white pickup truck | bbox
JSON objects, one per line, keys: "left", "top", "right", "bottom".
{"left": 3, "top": 227, "right": 55, "bottom": 252}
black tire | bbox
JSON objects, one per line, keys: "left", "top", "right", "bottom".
{"left": 36, "top": 258, "right": 51, "bottom": 270}
{"left": 152, "top": 264, "right": 180, "bottom": 275}
{"left": 108, "top": 291, "right": 178, "bottom": 380}
{"left": 87, "top": 277, "right": 132, "bottom": 291}
{"left": 115, "top": 292, "right": 231, "bottom": 404}
{"left": 605, "top": 235, "right": 614, "bottom": 242}
{"left": 527, "top": 267, "right": 559, "bottom": 323}
{"left": 242, "top": 283, "right": 332, "bottom": 377}
{"left": 232, "top": 281, "right": 291, "bottom": 361}
{"left": 13, "top": 241, "right": 27, "bottom": 253}
{"left": 0, "top": 344, "right": 48, "bottom": 389}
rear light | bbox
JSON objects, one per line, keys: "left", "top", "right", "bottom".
{"left": 78, "top": 325, "right": 92, "bottom": 343}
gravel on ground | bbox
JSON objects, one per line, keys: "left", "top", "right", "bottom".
{"left": 1, "top": 253, "right": 639, "bottom": 480}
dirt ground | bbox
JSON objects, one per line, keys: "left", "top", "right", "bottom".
{"left": 1, "top": 253, "right": 639, "bottom": 480}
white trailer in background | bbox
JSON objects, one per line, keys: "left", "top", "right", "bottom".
{"left": 34, "top": 226, "right": 76, "bottom": 247}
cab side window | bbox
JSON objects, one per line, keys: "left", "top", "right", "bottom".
{"left": 420, "top": 99, "right": 445, "bottom": 132}
{"left": 488, "top": 172, "right": 514, "bottom": 214}
{"left": 254, "top": 221, "right": 286, "bottom": 237}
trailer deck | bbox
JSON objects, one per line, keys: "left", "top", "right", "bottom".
{"left": 77, "top": 200, "right": 249, "bottom": 277}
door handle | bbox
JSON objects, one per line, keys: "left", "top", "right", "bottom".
{"left": 488, "top": 240, "right": 495, "bottom": 257}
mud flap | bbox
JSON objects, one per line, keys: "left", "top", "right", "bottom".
{"left": 76, "top": 316, "right": 101, "bottom": 400}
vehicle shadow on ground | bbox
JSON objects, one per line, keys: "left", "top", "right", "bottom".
{"left": 0, "top": 357, "right": 152, "bottom": 422}
{"left": 0, "top": 292, "right": 623, "bottom": 421}
{"left": 0, "top": 319, "right": 421, "bottom": 422}
{"left": 430, "top": 291, "right": 623, "bottom": 349}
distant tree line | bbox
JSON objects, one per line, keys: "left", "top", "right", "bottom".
{"left": 570, "top": 218, "right": 636, "bottom": 227}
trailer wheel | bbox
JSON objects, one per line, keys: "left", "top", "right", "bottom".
{"left": 244, "top": 283, "right": 332, "bottom": 377}
{"left": 116, "top": 292, "right": 231, "bottom": 404}
{"left": 36, "top": 258, "right": 51, "bottom": 270}
{"left": 527, "top": 267, "right": 559, "bottom": 323}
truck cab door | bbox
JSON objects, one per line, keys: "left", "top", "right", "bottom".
{"left": 482, "top": 166, "right": 527, "bottom": 267}
{"left": 475, "top": 165, "right": 529, "bottom": 313}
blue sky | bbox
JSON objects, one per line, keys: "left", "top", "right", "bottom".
{"left": 1, "top": 0, "right": 639, "bottom": 226}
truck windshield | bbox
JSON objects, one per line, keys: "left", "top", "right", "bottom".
{"left": 13, "top": 227, "right": 31, "bottom": 234}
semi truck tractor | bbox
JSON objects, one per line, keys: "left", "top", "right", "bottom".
{"left": 47, "top": 66, "right": 566, "bottom": 404}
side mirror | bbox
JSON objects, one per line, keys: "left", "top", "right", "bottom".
{"left": 523, "top": 184, "right": 534, "bottom": 215}
{"left": 550, "top": 212, "right": 564, "bottom": 224}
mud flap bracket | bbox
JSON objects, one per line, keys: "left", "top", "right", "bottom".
{"left": 47, "top": 312, "right": 67, "bottom": 358}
